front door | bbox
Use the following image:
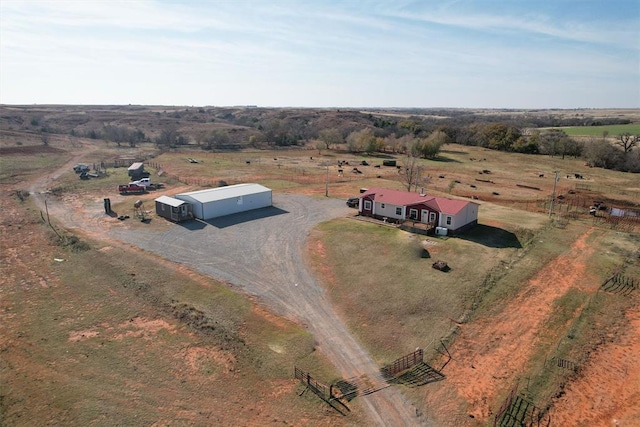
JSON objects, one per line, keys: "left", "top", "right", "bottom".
{"left": 429, "top": 211, "right": 437, "bottom": 224}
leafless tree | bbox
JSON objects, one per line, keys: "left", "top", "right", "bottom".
{"left": 400, "top": 152, "right": 426, "bottom": 192}
{"left": 155, "top": 126, "right": 180, "bottom": 147}
{"left": 616, "top": 133, "right": 639, "bottom": 153}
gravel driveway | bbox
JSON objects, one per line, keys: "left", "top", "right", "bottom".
{"left": 37, "top": 179, "right": 429, "bottom": 426}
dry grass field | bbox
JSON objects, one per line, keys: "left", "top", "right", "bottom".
{"left": 1, "top": 106, "right": 639, "bottom": 426}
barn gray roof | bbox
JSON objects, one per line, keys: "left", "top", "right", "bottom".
{"left": 177, "top": 183, "right": 271, "bottom": 203}
{"left": 155, "top": 195, "right": 187, "bottom": 207}
{"left": 128, "top": 162, "right": 144, "bottom": 170}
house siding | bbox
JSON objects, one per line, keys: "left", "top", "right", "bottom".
{"left": 357, "top": 188, "right": 478, "bottom": 235}
{"left": 406, "top": 203, "right": 438, "bottom": 224}
{"left": 438, "top": 203, "right": 479, "bottom": 233}
{"left": 155, "top": 200, "right": 191, "bottom": 222}
{"left": 362, "top": 196, "right": 375, "bottom": 216}
{"left": 375, "top": 203, "right": 403, "bottom": 220}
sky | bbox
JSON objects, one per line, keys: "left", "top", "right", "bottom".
{"left": 1, "top": 0, "right": 639, "bottom": 108}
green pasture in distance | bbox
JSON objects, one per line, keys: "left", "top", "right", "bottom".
{"left": 558, "top": 123, "right": 640, "bottom": 136}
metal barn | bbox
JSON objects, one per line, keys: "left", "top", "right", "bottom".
{"left": 155, "top": 195, "right": 192, "bottom": 222}
{"left": 175, "top": 183, "right": 272, "bottom": 220}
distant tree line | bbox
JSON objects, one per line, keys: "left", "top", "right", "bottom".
{"left": 83, "top": 125, "right": 148, "bottom": 147}
{"left": 5, "top": 106, "right": 637, "bottom": 172}
{"left": 583, "top": 133, "right": 640, "bottom": 172}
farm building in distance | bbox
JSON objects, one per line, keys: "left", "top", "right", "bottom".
{"left": 154, "top": 195, "right": 192, "bottom": 222}
{"left": 127, "top": 162, "right": 147, "bottom": 180}
{"left": 358, "top": 187, "right": 479, "bottom": 234}
{"left": 175, "top": 183, "right": 272, "bottom": 220}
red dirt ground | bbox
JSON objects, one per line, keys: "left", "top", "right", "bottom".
{"left": 548, "top": 303, "right": 640, "bottom": 426}
{"left": 424, "top": 228, "right": 605, "bottom": 424}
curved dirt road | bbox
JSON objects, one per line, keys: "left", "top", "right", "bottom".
{"left": 30, "top": 163, "right": 430, "bottom": 426}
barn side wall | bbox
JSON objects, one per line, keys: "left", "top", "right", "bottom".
{"left": 201, "top": 190, "right": 272, "bottom": 219}
{"left": 155, "top": 201, "right": 173, "bottom": 220}
{"left": 175, "top": 194, "right": 204, "bottom": 219}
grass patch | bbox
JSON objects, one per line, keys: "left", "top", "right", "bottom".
{"left": 0, "top": 152, "right": 68, "bottom": 184}
{"left": 314, "top": 218, "right": 521, "bottom": 362}
{"left": 559, "top": 124, "right": 640, "bottom": 136}
{"left": 1, "top": 200, "right": 354, "bottom": 426}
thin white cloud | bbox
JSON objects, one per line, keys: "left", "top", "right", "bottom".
{"left": 375, "top": 2, "right": 637, "bottom": 50}
{"left": 1, "top": 0, "right": 638, "bottom": 107}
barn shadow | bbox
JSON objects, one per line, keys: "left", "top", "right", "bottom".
{"left": 178, "top": 218, "right": 208, "bottom": 231}
{"left": 458, "top": 224, "right": 522, "bottom": 248}
{"left": 206, "top": 206, "right": 289, "bottom": 228}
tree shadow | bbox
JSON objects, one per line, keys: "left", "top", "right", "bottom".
{"left": 458, "top": 224, "right": 523, "bottom": 248}
{"left": 440, "top": 149, "right": 469, "bottom": 155}
{"left": 366, "top": 153, "right": 397, "bottom": 159}
{"left": 428, "top": 155, "right": 461, "bottom": 163}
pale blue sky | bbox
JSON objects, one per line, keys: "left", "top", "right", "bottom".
{"left": 1, "top": 0, "right": 638, "bottom": 108}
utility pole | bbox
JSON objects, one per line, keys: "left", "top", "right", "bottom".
{"left": 549, "top": 170, "right": 559, "bottom": 217}
{"left": 325, "top": 165, "right": 329, "bottom": 197}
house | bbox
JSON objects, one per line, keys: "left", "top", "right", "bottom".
{"left": 358, "top": 187, "right": 479, "bottom": 234}
{"left": 154, "top": 195, "right": 192, "bottom": 222}
{"left": 175, "top": 183, "right": 272, "bottom": 220}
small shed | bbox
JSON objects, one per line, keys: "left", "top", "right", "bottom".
{"left": 155, "top": 195, "right": 192, "bottom": 222}
{"left": 175, "top": 183, "right": 272, "bottom": 220}
{"left": 128, "top": 162, "right": 146, "bottom": 179}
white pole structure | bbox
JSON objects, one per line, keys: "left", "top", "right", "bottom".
{"left": 325, "top": 165, "right": 329, "bottom": 197}
{"left": 549, "top": 170, "right": 559, "bottom": 217}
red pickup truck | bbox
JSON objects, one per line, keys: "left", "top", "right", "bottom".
{"left": 118, "top": 183, "right": 147, "bottom": 194}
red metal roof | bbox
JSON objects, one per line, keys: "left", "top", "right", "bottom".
{"left": 361, "top": 187, "right": 475, "bottom": 215}
{"left": 430, "top": 197, "right": 472, "bottom": 215}
{"left": 361, "top": 187, "right": 434, "bottom": 206}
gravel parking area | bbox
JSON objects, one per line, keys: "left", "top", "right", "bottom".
{"left": 110, "top": 193, "right": 427, "bottom": 426}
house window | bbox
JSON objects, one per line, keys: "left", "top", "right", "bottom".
{"left": 364, "top": 200, "right": 372, "bottom": 210}
{"left": 446, "top": 216, "right": 452, "bottom": 226}
{"left": 396, "top": 207, "right": 402, "bottom": 216}
{"left": 409, "top": 209, "right": 418, "bottom": 219}
{"left": 429, "top": 212, "right": 436, "bottom": 222}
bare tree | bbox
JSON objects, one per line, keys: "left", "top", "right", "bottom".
{"left": 206, "top": 129, "right": 230, "bottom": 150}
{"left": 194, "top": 130, "right": 208, "bottom": 147}
{"left": 155, "top": 126, "right": 180, "bottom": 147}
{"left": 616, "top": 133, "right": 639, "bottom": 153}
{"left": 400, "top": 152, "right": 425, "bottom": 192}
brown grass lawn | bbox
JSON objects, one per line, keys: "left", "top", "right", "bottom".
{"left": 1, "top": 126, "right": 639, "bottom": 426}
{"left": 309, "top": 214, "right": 639, "bottom": 425}
{"left": 0, "top": 183, "right": 364, "bottom": 426}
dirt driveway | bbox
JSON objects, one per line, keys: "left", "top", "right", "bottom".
{"left": 30, "top": 163, "right": 430, "bottom": 427}
{"left": 110, "top": 195, "right": 428, "bottom": 426}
